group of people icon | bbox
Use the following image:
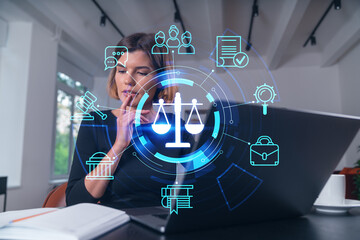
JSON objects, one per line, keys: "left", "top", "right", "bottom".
{"left": 152, "top": 25, "right": 195, "bottom": 55}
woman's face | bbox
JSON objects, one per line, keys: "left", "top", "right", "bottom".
{"left": 115, "top": 50, "right": 158, "bottom": 108}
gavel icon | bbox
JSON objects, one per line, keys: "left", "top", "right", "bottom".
{"left": 72, "top": 91, "right": 107, "bottom": 121}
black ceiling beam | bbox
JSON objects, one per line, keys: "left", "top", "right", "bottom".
{"left": 245, "top": 0, "right": 258, "bottom": 51}
{"left": 303, "top": 0, "right": 341, "bottom": 47}
{"left": 92, "top": 0, "right": 125, "bottom": 38}
{"left": 173, "top": 0, "right": 192, "bottom": 53}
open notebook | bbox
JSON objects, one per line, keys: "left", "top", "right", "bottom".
{"left": 0, "top": 203, "right": 129, "bottom": 240}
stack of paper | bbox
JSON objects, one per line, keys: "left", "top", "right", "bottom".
{"left": 0, "top": 203, "right": 129, "bottom": 240}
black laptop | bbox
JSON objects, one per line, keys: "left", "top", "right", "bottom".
{"left": 126, "top": 103, "right": 360, "bottom": 233}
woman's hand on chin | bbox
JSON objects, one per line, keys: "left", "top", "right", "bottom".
{"left": 113, "top": 95, "right": 150, "bottom": 153}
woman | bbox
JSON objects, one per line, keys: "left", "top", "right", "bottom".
{"left": 66, "top": 33, "right": 193, "bottom": 207}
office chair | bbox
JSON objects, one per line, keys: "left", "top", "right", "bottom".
{"left": 42, "top": 182, "right": 68, "bottom": 208}
{"left": 0, "top": 176, "right": 7, "bottom": 212}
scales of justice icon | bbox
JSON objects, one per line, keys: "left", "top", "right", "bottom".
{"left": 152, "top": 92, "right": 204, "bottom": 148}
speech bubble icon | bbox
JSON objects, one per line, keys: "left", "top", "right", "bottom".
{"left": 104, "top": 46, "right": 128, "bottom": 71}
{"left": 104, "top": 56, "right": 118, "bottom": 71}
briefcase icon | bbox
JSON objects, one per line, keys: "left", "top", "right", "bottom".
{"left": 250, "top": 136, "right": 279, "bottom": 166}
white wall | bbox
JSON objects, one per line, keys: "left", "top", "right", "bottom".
{"left": 271, "top": 65, "right": 342, "bottom": 113}
{"left": 336, "top": 41, "right": 360, "bottom": 169}
{"left": 177, "top": 58, "right": 342, "bottom": 113}
{"left": 338, "top": 41, "right": 360, "bottom": 116}
{"left": 0, "top": 22, "right": 32, "bottom": 189}
{"left": 0, "top": 21, "right": 58, "bottom": 211}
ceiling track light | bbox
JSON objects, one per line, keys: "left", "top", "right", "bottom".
{"left": 310, "top": 36, "right": 316, "bottom": 46}
{"left": 174, "top": 11, "right": 181, "bottom": 23}
{"left": 246, "top": 0, "right": 258, "bottom": 51}
{"left": 334, "top": 0, "right": 341, "bottom": 10}
{"left": 253, "top": 4, "right": 259, "bottom": 17}
{"left": 92, "top": 0, "right": 124, "bottom": 37}
{"left": 245, "top": 42, "right": 252, "bottom": 51}
{"left": 303, "top": 0, "right": 341, "bottom": 47}
{"left": 100, "top": 14, "right": 106, "bottom": 27}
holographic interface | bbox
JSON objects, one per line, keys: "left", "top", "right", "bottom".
{"left": 152, "top": 25, "right": 195, "bottom": 55}
{"left": 216, "top": 36, "right": 249, "bottom": 68}
{"left": 104, "top": 46, "right": 128, "bottom": 70}
{"left": 254, "top": 84, "right": 276, "bottom": 115}
{"left": 152, "top": 93, "right": 204, "bottom": 148}
{"left": 71, "top": 28, "right": 280, "bottom": 214}
{"left": 161, "top": 185, "right": 193, "bottom": 214}
{"left": 250, "top": 136, "right": 279, "bottom": 166}
{"left": 70, "top": 91, "right": 107, "bottom": 121}
{"left": 86, "top": 152, "right": 114, "bottom": 180}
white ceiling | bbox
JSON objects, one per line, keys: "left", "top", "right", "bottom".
{"left": 2, "top": 0, "right": 360, "bottom": 76}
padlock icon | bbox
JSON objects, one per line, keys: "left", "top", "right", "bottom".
{"left": 250, "top": 136, "right": 279, "bottom": 166}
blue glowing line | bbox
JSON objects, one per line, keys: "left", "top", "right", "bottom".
{"left": 212, "top": 111, "right": 220, "bottom": 139}
{"left": 217, "top": 163, "right": 263, "bottom": 211}
{"left": 193, "top": 152, "right": 210, "bottom": 170}
{"left": 139, "top": 136, "right": 147, "bottom": 146}
{"left": 155, "top": 150, "right": 206, "bottom": 164}
{"left": 224, "top": 133, "right": 251, "bottom": 145}
{"left": 206, "top": 93, "right": 215, "bottom": 103}
{"left": 135, "top": 93, "right": 149, "bottom": 127}
{"left": 150, "top": 175, "right": 175, "bottom": 184}
{"left": 161, "top": 78, "right": 194, "bottom": 87}
{"left": 132, "top": 150, "right": 162, "bottom": 167}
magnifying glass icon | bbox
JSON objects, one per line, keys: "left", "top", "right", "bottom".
{"left": 254, "top": 83, "right": 276, "bottom": 115}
